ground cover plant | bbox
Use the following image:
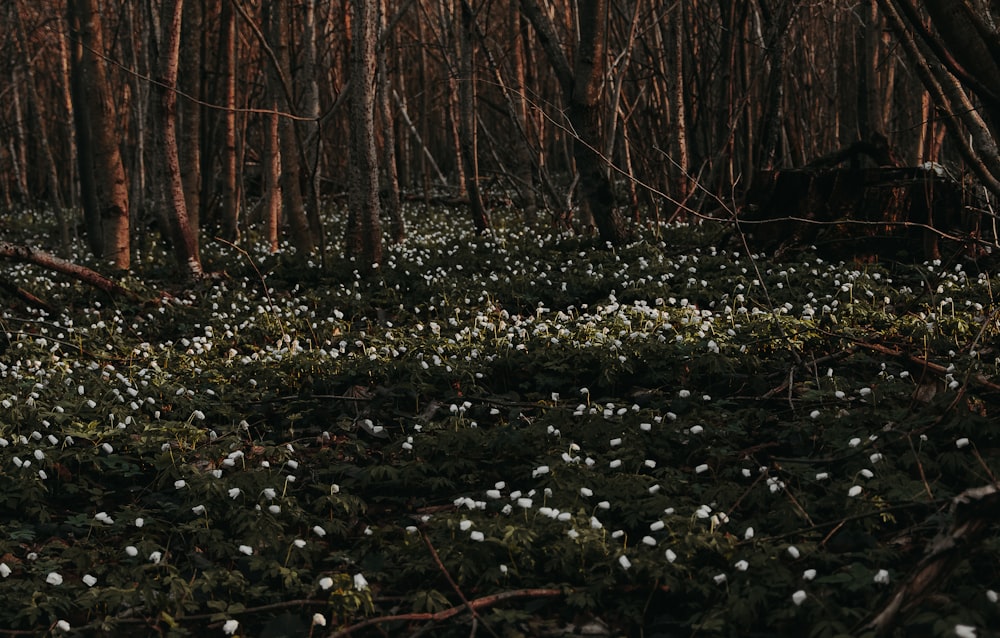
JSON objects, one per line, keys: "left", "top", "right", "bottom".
{"left": 1, "top": 205, "right": 999, "bottom": 637}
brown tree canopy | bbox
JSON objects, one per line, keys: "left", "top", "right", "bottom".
{"left": 0, "top": 0, "right": 996, "bottom": 266}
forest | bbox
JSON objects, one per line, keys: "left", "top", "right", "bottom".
{"left": 1, "top": 0, "right": 1000, "bottom": 636}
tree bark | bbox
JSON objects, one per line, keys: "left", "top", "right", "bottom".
{"left": 14, "top": 0, "right": 70, "bottom": 250}
{"left": 345, "top": 0, "right": 383, "bottom": 268}
{"left": 67, "top": 0, "right": 130, "bottom": 269}
{"left": 157, "top": 0, "right": 203, "bottom": 278}
{"left": 218, "top": 0, "right": 240, "bottom": 242}
{"left": 458, "top": 1, "right": 490, "bottom": 232}
{"left": 265, "top": 2, "right": 315, "bottom": 254}
{"left": 263, "top": 105, "right": 282, "bottom": 254}
{"left": 520, "top": 0, "right": 628, "bottom": 245}
{"left": 379, "top": 0, "right": 406, "bottom": 244}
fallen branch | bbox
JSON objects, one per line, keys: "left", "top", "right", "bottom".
{"left": 325, "top": 588, "right": 564, "bottom": 638}
{"left": 863, "top": 484, "right": 1000, "bottom": 634}
{"left": 0, "top": 242, "right": 139, "bottom": 299}
{"left": 858, "top": 341, "right": 1000, "bottom": 393}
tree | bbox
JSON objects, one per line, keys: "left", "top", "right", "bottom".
{"left": 67, "top": 0, "right": 130, "bottom": 269}
{"left": 156, "top": 0, "right": 203, "bottom": 278}
{"left": 879, "top": 0, "right": 1000, "bottom": 197}
{"left": 345, "top": 0, "right": 383, "bottom": 268}
{"left": 520, "top": 0, "right": 629, "bottom": 245}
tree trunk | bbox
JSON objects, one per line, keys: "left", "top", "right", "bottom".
{"left": 158, "top": 0, "right": 203, "bottom": 278}
{"left": 266, "top": 2, "right": 315, "bottom": 254}
{"left": 14, "top": 0, "right": 69, "bottom": 250}
{"left": 218, "top": 0, "right": 240, "bottom": 241}
{"left": 301, "top": 0, "right": 326, "bottom": 261}
{"left": 458, "top": 2, "right": 490, "bottom": 232}
{"left": 379, "top": 0, "right": 406, "bottom": 244}
{"left": 67, "top": 0, "right": 131, "bottom": 269}
{"left": 263, "top": 105, "right": 282, "bottom": 254}
{"left": 520, "top": 0, "right": 627, "bottom": 245}
{"left": 345, "top": 0, "right": 383, "bottom": 268}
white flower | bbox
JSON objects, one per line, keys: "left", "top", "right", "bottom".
{"left": 312, "top": 525, "right": 326, "bottom": 537}
{"left": 516, "top": 497, "right": 532, "bottom": 508}
{"left": 848, "top": 485, "right": 863, "bottom": 497}
{"left": 956, "top": 438, "right": 970, "bottom": 449}
{"left": 792, "top": 590, "right": 807, "bottom": 606}
{"left": 650, "top": 520, "right": 665, "bottom": 532}
{"left": 470, "top": 530, "right": 485, "bottom": 542}
{"left": 238, "top": 545, "right": 253, "bottom": 556}
{"left": 695, "top": 463, "right": 709, "bottom": 474}
{"left": 531, "top": 465, "right": 549, "bottom": 478}
{"left": 192, "top": 505, "right": 206, "bottom": 515}
{"left": 135, "top": 517, "right": 144, "bottom": 527}
{"left": 987, "top": 590, "right": 998, "bottom": 603}
{"left": 56, "top": 620, "right": 70, "bottom": 632}
{"left": 579, "top": 487, "right": 593, "bottom": 497}
{"left": 803, "top": 569, "right": 817, "bottom": 581}
{"left": 83, "top": 574, "right": 97, "bottom": 587}
{"left": 125, "top": 546, "right": 138, "bottom": 557}
{"left": 874, "top": 569, "right": 890, "bottom": 584}
{"left": 174, "top": 479, "right": 186, "bottom": 489}
{"left": 353, "top": 573, "right": 369, "bottom": 590}
{"left": 293, "top": 539, "right": 306, "bottom": 548}
{"left": 460, "top": 520, "right": 473, "bottom": 531}
{"left": 954, "top": 624, "right": 977, "bottom": 638}
{"left": 787, "top": 546, "right": 801, "bottom": 559}
{"left": 642, "top": 536, "right": 657, "bottom": 546}
{"left": 713, "top": 573, "right": 727, "bottom": 584}
{"left": 46, "top": 572, "right": 64, "bottom": 586}
{"left": 228, "top": 488, "right": 241, "bottom": 499}
{"left": 618, "top": 555, "right": 632, "bottom": 570}
{"left": 665, "top": 549, "right": 677, "bottom": 563}
{"left": 319, "top": 576, "right": 334, "bottom": 590}
{"left": 734, "top": 560, "right": 749, "bottom": 571}
{"left": 95, "top": 512, "right": 113, "bottom": 525}
{"left": 312, "top": 613, "right": 327, "bottom": 627}
{"left": 744, "top": 527, "right": 754, "bottom": 540}
{"left": 0, "top": 563, "right": 13, "bottom": 578}
{"left": 222, "top": 619, "right": 239, "bottom": 635}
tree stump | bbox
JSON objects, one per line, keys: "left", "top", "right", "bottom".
{"left": 742, "top": 161, "right": 983, "bottom": 260}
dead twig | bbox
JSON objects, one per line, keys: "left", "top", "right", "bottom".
{"left": 324, "top": 588, "right": 564, "bottom": 637}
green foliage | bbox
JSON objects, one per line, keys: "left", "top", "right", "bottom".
{"left": 0, "top": 205, "right": 999, "bottom": 635}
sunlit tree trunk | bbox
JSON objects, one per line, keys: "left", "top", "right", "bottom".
{"left": 218, "top": 0, "right": 240, "bottom": 241}
{"left": 67, "top": 0, "right": 130, "bottom": 269}
{"left": 263, "top": 105, "right": 282, "bottom": 253}
{"left": 158, "top": 0, "right": 203, "bottom": 278}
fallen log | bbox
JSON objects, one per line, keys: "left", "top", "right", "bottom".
{"left": 863, "top": 484, "right": 1000, "bottom": 634}
{"left": 0, "top": 242, "right": 139, "bottom": 300}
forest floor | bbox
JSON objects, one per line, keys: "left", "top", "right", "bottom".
{"left": 0, "top": 205, "right": 998, "bottom": 637}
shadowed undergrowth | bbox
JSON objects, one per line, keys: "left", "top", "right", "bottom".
{"left": 1, "top": 206, "right": 999, "bottom": 637}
